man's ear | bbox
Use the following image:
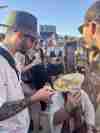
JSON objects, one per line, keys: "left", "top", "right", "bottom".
{"left": 91, "top": 22, "right": 96, "bottom": 35}
{"left": 10, "top": 32, "right": 22, "bottom": 43}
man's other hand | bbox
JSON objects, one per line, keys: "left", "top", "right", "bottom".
{"left": 31, "top": 87, "right": 55, "bottom": 102}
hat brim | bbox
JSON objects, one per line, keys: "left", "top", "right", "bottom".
{"left": 0, "top": 23, "right": 39, "bottom": 39}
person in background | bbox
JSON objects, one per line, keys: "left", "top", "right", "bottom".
{"left": 55, "top": 46, "right": 64, "bottom": 75}
{"left": 47, "top": 40, "right": 64, "bottom": 79}
{"left": 78, "top": 1, "right": 100, "bottom": 131}
{"left": 27, "top": 40, "right": 50, "bottom": 92}
{"left": 0, "top": 10, "right": 54, "bottom": 133}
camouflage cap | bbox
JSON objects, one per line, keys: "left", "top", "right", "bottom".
{"left": 79, "top": 1, "right": 100, "bottom": 34}
{"left": 0, "top": 10, "right": 38, "bottom": 38}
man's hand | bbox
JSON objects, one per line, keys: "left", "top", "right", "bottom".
{"left": 69, "top": 91, "right": 81, "bottom": 106}
{"left": 31, "top": 87, "right": 55, "bottom": 102}
{"left": 65, "top": 91, "right": 81, "bottom": 113}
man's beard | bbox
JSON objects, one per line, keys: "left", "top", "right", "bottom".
{"left": 16, "top": 38, "right": 28, "bottom": 54}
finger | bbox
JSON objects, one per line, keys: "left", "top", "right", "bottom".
{"left": 74, "top": 96, "right": 81, "bottom": 104}
{"left": 75, "top": 98, "right": 81, "bottom": 105}
{"left": 74, "top": 93, "right": 81, "bottom": 101}
{"left": 49, "top": 92, "right": 55, "bottom": 97}
{"left": 43, "top": 86, "right": 54, "bottom": 91}
{"left": 75, "top": 94, "right": 81, "bottom": 101}
{"left": 73, "top": 92, "right": 81, "bottom": 100}
{"left": 42, "top": 87, "right": 51, "bottom": 91}
{"left": 73, "top": 93, "right": 81, "bottom": 102}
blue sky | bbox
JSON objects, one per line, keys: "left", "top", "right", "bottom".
{"left": 0, "top": 0, "right": 94, "bottom": 36}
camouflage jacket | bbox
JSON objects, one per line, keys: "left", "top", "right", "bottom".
{"left": 82, "top": 53, "right": 100, "bottom": 109}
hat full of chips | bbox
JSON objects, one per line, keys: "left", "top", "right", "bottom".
{"left": 53, "top": 73, "right": 84, "bottom": 92}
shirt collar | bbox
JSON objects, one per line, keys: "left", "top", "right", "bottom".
{"left": 0, "top": 42, "right": 9, "bottom": 52}
{"left": 0, "top": 42, "right": 14, "bottom": 58}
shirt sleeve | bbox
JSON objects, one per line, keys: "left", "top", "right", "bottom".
{"left": 0, "top": 65, "right": 8, "bottom": 107}
{"left": 81, "top": 90, "right": 95, "bottom": 126}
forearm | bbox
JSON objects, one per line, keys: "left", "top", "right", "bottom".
{"left": 16, "top": 63, "right": 33, "bottom": 72}
{"left": 22, "top": 63, "right": 33, "bottom": 72}
{"left": 0, "top": 96, "right": 33, "bottom": 121}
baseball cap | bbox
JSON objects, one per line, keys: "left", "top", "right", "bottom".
{"left": 0, "top": 10, "right": 38, "bottom": 39}
{"left": 79, "top": 1, "right": 100, "bottom": 34}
